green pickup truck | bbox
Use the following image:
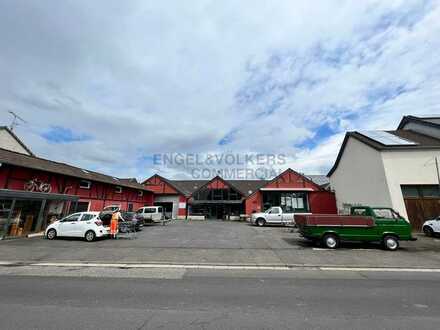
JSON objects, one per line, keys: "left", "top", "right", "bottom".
{"left": 295, "top": 206, "right": 417, "bottom": 251}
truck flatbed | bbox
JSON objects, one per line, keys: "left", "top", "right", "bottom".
{"left": 295, "top": 214, "right": 374, "bottom": 227}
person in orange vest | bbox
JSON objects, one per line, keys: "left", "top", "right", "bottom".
{"left": 110, "top": 211, "right": 119, "bottom": 239}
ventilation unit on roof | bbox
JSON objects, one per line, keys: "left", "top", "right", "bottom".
{"left": 359, "top": 131, "right": 418, "bottom": 146}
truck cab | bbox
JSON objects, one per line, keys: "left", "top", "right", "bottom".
{"left": 250, "top": 206, "right": 296, "bottom": 226}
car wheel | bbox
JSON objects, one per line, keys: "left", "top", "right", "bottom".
{"left": 256, "top": 218, "right": 266, "bottom": 227}
{"left": 46, "top": 228, "right": 57, "bottom": 240}
{"left": 383, "top": 235, "right": 399, "bottom": 251}
{"left": 85, "top": 230, "right": 96, "bottom": 242}
{"left": 423, "top": 226, "right": 434, "bottom": 237}
{"left": 322, "top": 233, "right": 339, "bottom": 249}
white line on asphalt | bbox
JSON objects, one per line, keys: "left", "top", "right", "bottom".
{"left": 29, "top": 263, "right": 293, "bottom": 270}
{"left": 1, "top": 262, "right": 440, "bottom": 273}
{"left": 320, "top": 267, "right": 440, "bottom": 272}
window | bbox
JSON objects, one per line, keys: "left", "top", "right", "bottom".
{"left": 62, "top": 213, "right": 81, "bottom": 222}
{"left": 138, "top": 190, "right": 144, "bottom": 197}
{"left": 401, "top": 185, "right": 420, "bottom": 198}
{"left": 372, "top": 208, "right": 399, "bottom": 219}
{"left": 401, "top": 185, "right": 440, "bottom": 198}
{"left": 421, "top": 186, "right": 440, "bottom": 197}
{"left": 115, "top": 186, "right": 122, "bottom": 194}
{"left": 79, "top": 180, "right": 91, "bottom": 189}
{"left": 352, "top": 208, "right": 368, "bottom": 216}
{"left": 81, "top": 214, "right": 95, "bottom": 221}
{"left": 269, "top": 208, "right": 280, "bottom": 214}
{"left": 128, "top": 203, "right": 133, "bottom": 212}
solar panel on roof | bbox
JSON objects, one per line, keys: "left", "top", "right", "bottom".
{"left": 359, "top": 131, "right": 418, "bottom": 146}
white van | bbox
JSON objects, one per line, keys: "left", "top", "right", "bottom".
{"left": 136, "top": 206, "right": 164, "bottom": 223}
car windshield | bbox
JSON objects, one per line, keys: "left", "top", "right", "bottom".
{"left": 373, "top": 208, "right": 399, "bottom": 219}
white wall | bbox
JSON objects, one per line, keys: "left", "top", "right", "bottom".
{"left": 382, "top": 150, "right": 440, "bottom": 219}
{"left": 329, "top": 137, "right": 392, "bottom": 212}
{"left": 0, "top": 129, "right": 31, "bottom": 155}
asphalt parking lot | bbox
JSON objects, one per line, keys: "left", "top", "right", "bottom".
{"left": 1, "top": 220, "right": 440, "bottom": 268}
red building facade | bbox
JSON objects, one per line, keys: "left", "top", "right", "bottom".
{"left": 0, "top": 163, "right": 153, "bottom": 212}
{"left": 144, "top": 169, "right": 337, "bottom": 219}
{"left": 0, "top": 148, "right": 154, "bottom": 238}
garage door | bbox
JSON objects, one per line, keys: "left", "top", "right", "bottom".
{"left": 402, "top": 185, "right": 440, "bottom": 231}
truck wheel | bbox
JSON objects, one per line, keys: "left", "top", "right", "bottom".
{"left": 383, "top": 235, "right": 399, "bottom": 251}
{"left": 322, "top": 234, "right": 339, "bottom": 249}
{"left": 423, "top": 226, "right": 434, "bottom": 237}
{"left": 256, "top": 218, "right": 266, "bottom": 227}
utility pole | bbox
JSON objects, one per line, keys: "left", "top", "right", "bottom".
{"left": 8, "top": 111, "right": 27, "bottom": 131}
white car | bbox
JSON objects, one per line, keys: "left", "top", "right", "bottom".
{"left": 250, "top": 206, "right": 296, "bottom": 226}
{"left": 136, "top": 206, "right": 164, "bottom": 223}
{"left": 45, "top": 212, "right": 108, "bottom": 242}
{"left": 422, "top": 216, "right": 440, "bottom": 237}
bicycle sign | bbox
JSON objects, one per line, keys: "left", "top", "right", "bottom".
{"left": 24, "top": 178, "right": 52, "bottom": 193}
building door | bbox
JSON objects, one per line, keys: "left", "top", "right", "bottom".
{"left": 402, "top": 185, "right": 440, "bottom": 231}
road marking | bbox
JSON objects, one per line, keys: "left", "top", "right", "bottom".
{"left": 320, "top": 267, "right": 440, "bottom": 272}
{"left": 1, "top": 262, "right": 440, "bottom": 273}
{"left": 29, "top": 262, "right": 293, "bottom": 270}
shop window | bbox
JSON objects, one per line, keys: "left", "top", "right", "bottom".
{"left": 263, "top": 191, "right": 309, "bottom": 212}
{"left": 8, "top": 200, "right": 43, "bottom": 236}
{"left": 0, "top": 200, "right": 13, "bottom": 235}
{"left": 213, "top": 189, "right": 223, "bottom": 200}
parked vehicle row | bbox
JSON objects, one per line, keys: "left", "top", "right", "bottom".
{"left": 45, "top": 205, "right": 166, "bottom": 242}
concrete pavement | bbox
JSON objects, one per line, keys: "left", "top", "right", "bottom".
{"left": 1, "top": 221, "right": 440, "bottom": 268}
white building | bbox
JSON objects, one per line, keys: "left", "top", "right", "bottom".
{"left": 328, "top": 115, "right": 440, "bottom": 230}
{"left": 0, "top": 126, "right": 34, "bottom": 156}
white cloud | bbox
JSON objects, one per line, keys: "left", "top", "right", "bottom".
{"left": 0, "top": 0, "right": 439, "bottom": 180}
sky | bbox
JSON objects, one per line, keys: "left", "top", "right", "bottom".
{"left": 1, "top": 0, "right": 440, "bottom": 180}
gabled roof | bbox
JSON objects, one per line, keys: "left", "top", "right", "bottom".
{"left": 246, "top": 168, "right": 324, "bottom": 199}
{"left": 327, "top": 129, "right": 440, "bottom": 177}
{"left": 188, "top": 176, "right": 246, "bottom": 198}
{"left": 144, "top": 170, "right": 329, "bottom": 197}
{"left": 0, "top": 126, "right": 35, "bottom": 156}
{"left": 0, "top": 147, "right": 152, "bottom": 192}
{"left": 398, "top": 115, "right": 440, "bottom": 130}
{"left": 142, "top": 174, "right": 190, "bottom": 196}
{"left": 305, "top": 175, "right": 330, "bottom": 187}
